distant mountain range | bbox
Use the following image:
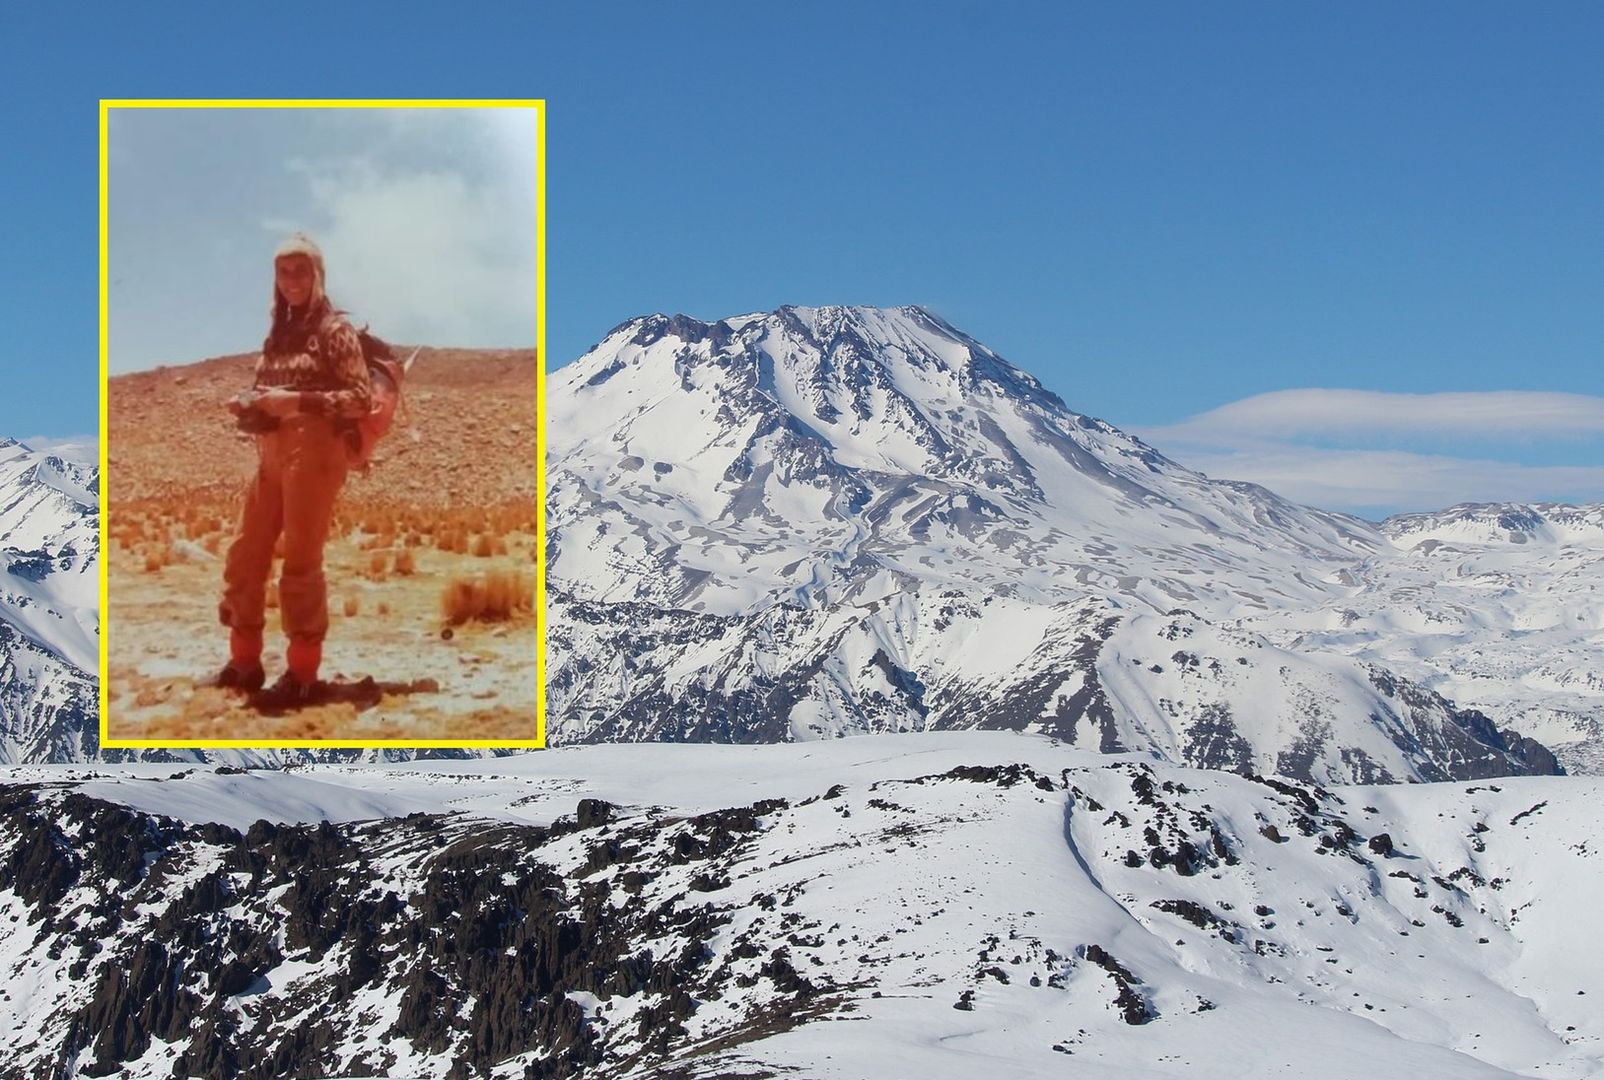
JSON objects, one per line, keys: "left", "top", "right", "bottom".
{"left": 2, "top": 307, "right": 1599, "bottom": 777}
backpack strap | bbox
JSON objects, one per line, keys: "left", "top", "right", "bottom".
{"left": 356, "top": 325, "right": 395, "bottom": 362}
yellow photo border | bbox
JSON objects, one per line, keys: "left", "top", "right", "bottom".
{"left": 98, "top": 98, "right": 547, "bottom": 750}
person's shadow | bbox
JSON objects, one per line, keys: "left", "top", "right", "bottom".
{"left": 247, "top": 676, "right": 439, "bottom": 715}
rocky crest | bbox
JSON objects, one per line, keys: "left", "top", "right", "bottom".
{"left": 2, "top": 740, "right": 1598, "bottom": 1078}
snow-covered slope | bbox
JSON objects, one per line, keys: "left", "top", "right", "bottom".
{"left": 545, "top": 306, "right": 1571, "bottom": 780}
{"left": 1245, "top": 502, "right": 1604, "bottom": 774}
{"left": 550, "top": 590, "right": 1557, "bottom": 783}
{"left": 0, "top": 438, "right": 99, "bottom": 762}
{"left": 3, "top": 733, "right": 1598, "bottom": 1079}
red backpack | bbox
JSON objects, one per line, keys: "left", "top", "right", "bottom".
{"left": 349, "top": 328, "right": 417, "bottom": 469}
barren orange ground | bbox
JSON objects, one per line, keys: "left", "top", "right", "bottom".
{"left": 105, "top": 347, "right": 542, "bottom": 743}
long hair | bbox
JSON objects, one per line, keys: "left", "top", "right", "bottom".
{"left": 265, "top": 233, "right": 340, "bottom": 355}
{"left": 264, "top": 291, "right": 338, "bottom": 355}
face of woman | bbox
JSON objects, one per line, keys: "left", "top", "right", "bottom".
{"left": 275, "top": 254, "right": 316, "bottom": 307}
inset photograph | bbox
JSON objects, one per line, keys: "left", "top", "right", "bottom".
{"left": 101, "top": 101, "right": 545, "bottom": 747}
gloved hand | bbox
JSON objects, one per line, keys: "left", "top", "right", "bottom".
{"left": 229, "top": 393, "right": 280, "bottom": 434}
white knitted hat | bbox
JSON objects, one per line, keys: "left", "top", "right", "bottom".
{"left": 272, "top": 232, "right": 327, "bottom": 309}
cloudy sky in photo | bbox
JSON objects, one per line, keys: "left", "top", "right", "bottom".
{"left": 105, "top": 105, "right": 540, "bottom": 375}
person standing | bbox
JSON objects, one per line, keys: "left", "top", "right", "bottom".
{"left": 217, "top": 233, "right": 371, "bottom": 709}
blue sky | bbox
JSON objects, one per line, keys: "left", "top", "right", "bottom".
{"left": 1, "top": 1, "right": 1600, "bottom": 516}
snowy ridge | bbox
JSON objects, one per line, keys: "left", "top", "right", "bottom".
{"left": 1, "top": 733, "right": 1598, "bottom": 1079}
{"left": 28, "top": 453, "right": 97, "bottom": 510}
{"left": 550, "top": 588, "right": 1557, "bottom": 784}
{"left": 0, "top": 438, "right": 98, "bottom": 762}
{"left": 1384, "top": 501, "right": 1604, "bottom": 548}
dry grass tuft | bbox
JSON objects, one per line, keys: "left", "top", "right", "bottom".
{"left": 140, "top": 543, "right": 176, "bottom": 573}
{"left": 436, "top": 528, "right": 470, "bottom": 555}
{"left": 440, "top": 569, "right": 533, "bottom": 625}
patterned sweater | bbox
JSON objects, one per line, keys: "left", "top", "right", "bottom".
{"left": 254, "top": 312, "right": 372, "bottom": 419}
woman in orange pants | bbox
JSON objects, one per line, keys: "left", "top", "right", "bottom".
{"left": 218, "top": 233, "right": 371, "bottom": 709}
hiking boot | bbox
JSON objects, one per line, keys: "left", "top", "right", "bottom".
{"left": 216, "top": 661, "right": 265, "bottom": 692}
{"left": 249, "top": 672, "right": 322, "bottom": 714}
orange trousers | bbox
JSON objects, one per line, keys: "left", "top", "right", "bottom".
{"left": 219, "top": 417, "right": 349, "bottom": 644}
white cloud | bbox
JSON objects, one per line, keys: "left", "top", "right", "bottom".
{"left": 1134, "top": 388, "right": 1604, "bottom": 516}
{"left": 23, "top": 436, "right": 99, "bottom": 465}
{"left": 1143, "top": 389, "right": 1604, "bottom": 445}
{"left": 270, "top": 108, "right": 540, "bottom": 349}
{"left": 1173, "top": 445, "right": 1604, "bottom": 514}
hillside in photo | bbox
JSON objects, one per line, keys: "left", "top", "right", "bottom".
{"left": 103, "top": 346, "right": 541, "bottom": 744}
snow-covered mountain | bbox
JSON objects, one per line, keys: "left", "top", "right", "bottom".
{"left": 3, "top": 734, "right": 1598, "bottom": 1079}
{"left": 0, "top": 438, "right": 99, "bottom": 762}
{"left": 546, "top": 306, "right": 1574, "bottom": 781}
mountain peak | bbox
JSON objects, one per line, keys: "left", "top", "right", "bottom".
{"left": 580, "top": 305, "right": 1066, "bottom": 416}
{"left": 600, "top": 304, "right": 960, "bottom": 358}
{"left": 773, "top": 303, "right": 947, "bottom": 334}
{"left": 550, "top": 304, "right": 1376, "bottom": 622}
